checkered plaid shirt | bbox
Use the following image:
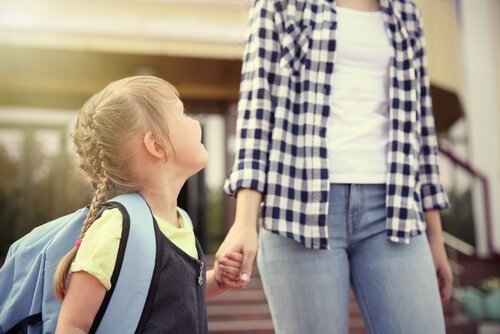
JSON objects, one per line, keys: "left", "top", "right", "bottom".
{"left": 224, "top": 0, "right": 450, "bottom": 249}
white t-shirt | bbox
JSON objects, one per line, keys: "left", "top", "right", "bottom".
{"left": 328, "top": 6, "right": 392, "bottom": 184}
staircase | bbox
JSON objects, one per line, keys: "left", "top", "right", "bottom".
{"left": 206, "top": 256, "right": 479, "bottom": 334}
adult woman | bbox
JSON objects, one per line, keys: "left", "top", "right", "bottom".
{"left": 216, "top": 0, "right": 452, "bottom": 333}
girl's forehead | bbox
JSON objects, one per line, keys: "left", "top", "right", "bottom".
{"left": 172, "top": 97, "right": 183, "bottom": 110}
{"left": 165, "top": 98, "right": 183, "bottom": 120}
{"left": 163, "top": 84, "right": 179, "bottom": 98}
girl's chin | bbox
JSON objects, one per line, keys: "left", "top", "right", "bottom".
{"left": 200, "top": 152, "right": 210, "bottom": 166}
{"left": 193, "top": 150, "right": 210, "bottom": 170}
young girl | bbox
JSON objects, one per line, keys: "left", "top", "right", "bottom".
{"left": 54, "top": 76, "right": 242, "bottom": 333}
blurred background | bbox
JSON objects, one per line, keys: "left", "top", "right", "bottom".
{"left": 0, "top": 0, "right": 499, "bottom": 332}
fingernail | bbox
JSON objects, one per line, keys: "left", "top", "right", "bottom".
{"left": 240, "top": 273, "right": 249, "bottom": 282}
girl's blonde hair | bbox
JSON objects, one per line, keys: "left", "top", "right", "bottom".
{"left": 54, "top": 76, "right": 179, "bottom": 300}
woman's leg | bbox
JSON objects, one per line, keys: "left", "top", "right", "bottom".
{"left": 256, "top": 184, "right": 352, "bottom": 334}
{"left": 348, "top": 184, "right": 446, "bottom": 334}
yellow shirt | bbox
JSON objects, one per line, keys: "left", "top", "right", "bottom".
{"left": 70, "top": 208, "right": 198, "bottom": 290}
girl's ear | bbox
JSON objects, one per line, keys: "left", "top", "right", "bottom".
{"left": 143, "top": 132, "right": 166, "bottom": 159}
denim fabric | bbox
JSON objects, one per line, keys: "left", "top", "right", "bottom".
{"left": 257, "top": 184, "right": 445, "bottom": 334}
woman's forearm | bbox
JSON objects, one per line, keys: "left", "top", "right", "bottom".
{"left": 424, "top": 209, "right": 444, "bottom": 242}
{"left": 234, "top": 189, "right": 263, "bottom": 226}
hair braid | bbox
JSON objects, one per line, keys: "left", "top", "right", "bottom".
{"left": 54, "top": 113, "right": 111, "bottom": 300}
{"left": 80, "top": 174, "right": 108, "bottom": 239}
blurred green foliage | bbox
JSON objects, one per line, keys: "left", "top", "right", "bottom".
{"left": 205, "top": 189, "right": 227, "bottom": 254}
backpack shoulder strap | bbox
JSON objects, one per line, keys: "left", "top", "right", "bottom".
{"left": 94, "top": 193, "right": 156, "bottom": 334}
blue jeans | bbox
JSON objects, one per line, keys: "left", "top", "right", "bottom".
{"left": 257, "top": 184, "right": 445, "bottom": 334}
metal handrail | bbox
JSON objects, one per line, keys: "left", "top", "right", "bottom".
{"left": 443, "top": 231, "right": 472, "bottom": 279}
{"left": 442, "top": 231, "right": 474, "bottom": 303}
{"left": 438, "top": 143, "right": 497, "bottom": 256}
{"left": 443, "top": 231, "right": 475, "bottom": 257}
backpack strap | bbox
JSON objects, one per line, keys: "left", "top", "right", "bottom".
{"left": 93, "top": 193, "right": 157, "bottom": 334}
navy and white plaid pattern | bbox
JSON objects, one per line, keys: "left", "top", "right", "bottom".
{"left": 224, "top": 0, "right": 450, "bottom": 249}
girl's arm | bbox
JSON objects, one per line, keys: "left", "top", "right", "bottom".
{"left": 205, "top": 270, "right": 230, "bottom": 300}
{"left": 56, "top": 272, "right": 106, "bottom": 334}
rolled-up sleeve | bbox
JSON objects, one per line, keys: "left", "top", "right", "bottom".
{"left": 415, "top": 9, "right": 450, "bottom": 211}
{"left": 224, "top": 0, "right": 279, "bottom": 197}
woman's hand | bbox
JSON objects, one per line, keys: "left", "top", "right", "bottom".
{"left": 214, "top": 189, "right": 262, "bottom": 288}
{"left": 425, "top": 210, "right": 453, "bottom": 305}
{"left": 428, "top": 235, "right": 453, "bottom": 305}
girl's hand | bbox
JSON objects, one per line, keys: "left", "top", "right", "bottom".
{"left": 218, "top": 252, "right": 244, "bottom": 288}
{"left": 205, "top": 251, "right": 246, "bottom": 299}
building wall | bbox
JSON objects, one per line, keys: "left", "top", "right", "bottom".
{"left": 413, "top": 0, "right": 500, "bottom": 256}
{"left": 493, "top": 1, "right": 500, "bottom": 138}
{"left": 413, "top": 0, "right": 463, "bottom": 94}
{"left": 459, "top": 0, "right": 500, "bottom": 256}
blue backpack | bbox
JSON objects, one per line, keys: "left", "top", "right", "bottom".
{"left": 0, "top": 193, "right": 163, "bottom": 334}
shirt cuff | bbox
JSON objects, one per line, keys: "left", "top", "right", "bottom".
{"left": 421, "top": 183, "right": 450, "bottom": 211}
{"left": 224, "top": 161, "right": 267, "bottom": 197}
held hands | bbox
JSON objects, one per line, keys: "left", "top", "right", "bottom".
{"left": 214, "top": 221, "right": 259, "bottom": 289}
{"left": 217, "top": 251, "right": 245, "bottom": 289}
{"left": 214, "top": 189, "right": 262, "bottom": 289}
{"left": 206, "top": 252, "right": 245, "bottom": 299}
